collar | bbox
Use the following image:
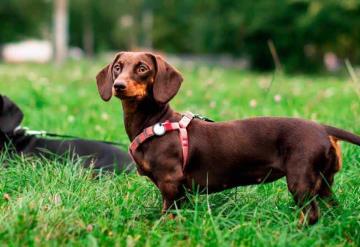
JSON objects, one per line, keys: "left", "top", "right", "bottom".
{"left": 13, "top": 126, "right": 46, "bottom": 136}
{"left": 129, "top": 111, "right": 195, "bottom": 170}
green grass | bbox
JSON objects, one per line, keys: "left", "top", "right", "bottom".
{"left": 0, "top": 60, "right": 359, "bottom": 246}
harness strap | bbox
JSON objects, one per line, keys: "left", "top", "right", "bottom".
{"left": 129, "top": 112, "right": 194, "bottom": 170}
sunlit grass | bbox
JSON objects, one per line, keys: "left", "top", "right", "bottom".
{"left": 0, "top": 60, "right": 359, "bottom": 246}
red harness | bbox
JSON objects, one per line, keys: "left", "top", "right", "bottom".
{"left": 129, "top": 112, "right": 194, "bottom": 170}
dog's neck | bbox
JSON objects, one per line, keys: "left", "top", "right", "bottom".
{"left": 1, "top": 129, "right": 33, "bottom": 153}
{"left": 121, "top": 99, "right": 175, "bottom": 140}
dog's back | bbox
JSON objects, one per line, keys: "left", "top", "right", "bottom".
{"left": 29, "top": 138, "right": 133, "bottom": 172}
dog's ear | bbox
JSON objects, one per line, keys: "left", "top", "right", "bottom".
{"left": 151, "top": 54, "right": 183, "bottom": 104}
{"left": 96, "top": 52, "right": 123, "bottom": 101}
{"left": 0, "top": 96, "right": 24, "bottom": 133}
{"left": 96, "top": 64, "right": 113, "bottom": 101}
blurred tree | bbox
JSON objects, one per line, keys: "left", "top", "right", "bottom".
{"left": 0, "top": 0, "right": 50, "bottom": 43}
{"left": 1, "top": 0, "right": 360, "bottom": 71}
{"left": 54, "top": 0, "right": 68, "bottom": 64}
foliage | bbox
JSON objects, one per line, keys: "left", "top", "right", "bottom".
{"left": 0, "top": 60, "right": 359, "bottom": 246}
{"left": 0, "top": 0, "right": 51, "bottom": 43}
{"left": 1, "top": 0, "right": 360, "bottom": 71}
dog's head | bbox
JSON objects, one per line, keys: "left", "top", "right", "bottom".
{"left": 0, "top": 95, "right": 24, "bottom": 133}
{"left": 96, "top": 52, "right": 183, "bottom": 105}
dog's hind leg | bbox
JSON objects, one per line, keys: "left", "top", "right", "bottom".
{"left": 318, "top": 137, "right": 342, "bottom": 206}
{"left": 285, "top": 155, "right": 322, "bottom": 225}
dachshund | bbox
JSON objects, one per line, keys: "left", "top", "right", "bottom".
{"left": 96, "top": 51, "right": 359, "bottom": 224}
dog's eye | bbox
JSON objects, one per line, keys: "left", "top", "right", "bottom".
{"left": 113, "top": 64, "right": 121, "bottom": 73}
{"left": 137, "top": 64, "right": 148, "bottom": 73}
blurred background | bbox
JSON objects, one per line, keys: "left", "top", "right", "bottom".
{"left": 1, "top": 0, "right": 360, "bottom": 73}
{"left": 2, "top": 2, "right": 360, "bottom": 245}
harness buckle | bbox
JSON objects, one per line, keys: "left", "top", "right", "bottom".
{"left": 153, "top": 123, "right": 166, "bottom": 136}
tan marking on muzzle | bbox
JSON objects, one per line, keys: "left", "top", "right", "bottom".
{"left": 126, "top": 81, "right": 147, "bottom": 98}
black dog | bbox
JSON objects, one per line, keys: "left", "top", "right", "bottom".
{"left": 0, "top": 95, "right": 133, "bottom": 172}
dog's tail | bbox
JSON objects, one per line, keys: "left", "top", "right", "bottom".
{"left": 323, "top": 125, "right": 360, "bottom": 146}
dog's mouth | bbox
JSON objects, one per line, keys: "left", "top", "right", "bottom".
{"left": 114, "top": 92, "right": 126, "bottom": 99}
{"left": 114, "top": 92, "right": 144, "bottom": 100}
{"left": 114, "top": 89, "right": 147, "bottom": 100}
{"left": 113, "top": 88, "right": 128, "bottom": 98}
{"left": 115, "top": 91, "right": 133, "bottom": 99}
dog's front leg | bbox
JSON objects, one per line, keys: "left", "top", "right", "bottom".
{"left": 158, "top": 181, "right": 184, "bottom": 216}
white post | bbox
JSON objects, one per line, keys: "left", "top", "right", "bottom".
{"left": 54, "top": 0, "right": 68, "bottom": 65}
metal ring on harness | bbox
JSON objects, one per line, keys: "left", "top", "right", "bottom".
{"left": 153, "top": 123, "right": 166, "bottom": 136}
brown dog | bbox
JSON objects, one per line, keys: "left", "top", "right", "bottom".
{"left": 96, "top": 51, "right": 360, "bottom": 224}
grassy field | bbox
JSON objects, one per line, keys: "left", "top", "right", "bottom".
{"left": 0, "top": 60, "right": 359, "bottom": 246}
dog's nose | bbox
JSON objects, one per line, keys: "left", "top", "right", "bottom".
{"left": 114, "top": 81, "right": 127, "bottom": 92}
